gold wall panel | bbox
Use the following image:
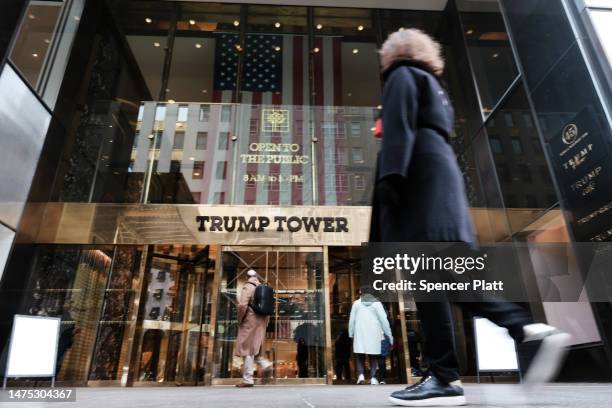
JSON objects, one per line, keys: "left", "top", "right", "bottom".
{"left": 28, "top": 203, "right": 556, "bottom": 246}
{"left": 32, "top": 204, "right": 372, "bottom": 246}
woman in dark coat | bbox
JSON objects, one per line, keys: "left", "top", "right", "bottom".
{"left": 371, "top": 29, "right": 570, "bottom": 407}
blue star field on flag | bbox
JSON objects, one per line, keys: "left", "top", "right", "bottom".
{"left": 213, "top": 34, "right": 283, "bottom": 92}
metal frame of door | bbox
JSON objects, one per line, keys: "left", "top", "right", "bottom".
{"left": 208, "top": 245, "right": 329, "bottom": 385}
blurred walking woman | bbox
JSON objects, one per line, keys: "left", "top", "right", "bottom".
{"left": 371, "top": 29, "right": 569, "bottom": 406}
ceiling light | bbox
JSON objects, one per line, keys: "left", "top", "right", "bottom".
{"left": 153, "top": 42, "right": 160, "bottom": 47}
{"left": 195, "top": 43, "right": 202, "bottom": 48}
{"left": 148, "top": 134, "right": 154, "bottom": 140}
{"left": 313, "top": 47, "right": 320, "bottom": 53}
{"left": 44, "top": 38, "right": 50, "bottom": 44}
{"left": 193, "top": 172, "right": 200, "bottom": 176}
{"left": 357, "top": 25, "right": 364, "bottom": 31}
{"left": 274, "top": 46, "right": 281, "bottom": 51}
{"left": 145, "top": 17, "right": 152, "bottom": 23}
{"left": 316, "top": 24, "right": 323, "bottom": 30}
{"left": 32, "top": 53, "right": 39, "bottom": 58}
{"left": 274, "top": 22, "right": 281, "bottom": 28}
{"left": 377, "top": 105, "right": 382, "bottom": 109}
{"left": 352, "top": 48, "right": 359, "bottom": 54}
{"left": 466, "top": 29, "right": 474, "bottom": 35}
{"left": 370, "top": 127, "right": 376, "bottom": 132}
{"left": 189, "top": 19, "right": 196, "bottom": 25}
{"left": 73, "top": 16, "right": 80, "bottom": 21}
{"left": 202, "top": 89, "right": 207, "bottom": 93}
{"left": 235, "top": 44, "right": 243, "bottom": 52}
{"left": 233, "top": 20, "right": 240, "bottom": 27}
{"left": 189, "top": 157, "right": 195, "bottom": 161}
{"left": 28, "top": 14, "right": 35, "bottom": 20}
{"left": 492, "top": 53, "right": 499, "bottom": 58}
{"left": 168, "top": 99, "right": 176, "bottom": 104}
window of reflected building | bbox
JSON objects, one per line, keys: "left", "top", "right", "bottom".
{"left": 457, "top": 0, "right": 519, "bottom": 117}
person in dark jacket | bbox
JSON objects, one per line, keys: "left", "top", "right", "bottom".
{"left": 371, "top": 28, "right": 571, "bottom": 407}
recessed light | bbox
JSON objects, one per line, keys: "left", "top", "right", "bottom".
{"left": 165, "top": 88, "right": 171, "bottom": 93}
{"left": 357, "top": 25, "right": 364, "bottom": 31}
{"left": 44, "top": 38, "right": 50, "bottom": 44}
{"left": 233, "top": 20, "right": 240, "bottom": 26}
{"left": 153, "top": 42, "right": 161, "bottom": 47}
{"left": 274, "top": 22, "right": 281, "bottom": 28}
{"left": 313, "top": 47, "right": 320, "bottom": 53}
{"left": 195, "top": 43, "right": 202, "bottom": 48}
{"left": 274, "top": 46, "right": 281, "bottom": 51}
{"left": 189, "top": 157, "right": 195, "bottom": 161}
{"left": 352, "top": 48, "right": 359, "bottom": 54}
{"left": 202, "top": 89, "right": 208, "bottom": 93}
{"left": 316, "top": 24, "right": 323, "bottom": 30}
{"left": 168, "top": 99, "right": 176, "bottom": 104}
{"left": 466, "top": 29, "right": 474, "bottom": 35}
{"left": 193, "top": 172, "right": 200, "bottom": 176}
{"left": 145, "top": 17, "right": 152, "bottom": 24}
{"left": 235, "top": 44, "right": 243, "bottom": 51}
{"left": 377, "top": 105, "right": 382, "bottom": 109}
{"left": 347, "top": 92, "right": 352, "bottom": 97}
{"left": 189, "top": 19, "right": 196, "bottom": 25}
{"left": 28, "top": 14, "right": 35, "bottom": 20}
{"left": 492, "top": 53, "right": 499, "bottom": 58}
{"left": 32, "top": 53, "right": 38, "bottom": 58}
{"left": 73, "top": 16, "right": 80, "bottom": 21}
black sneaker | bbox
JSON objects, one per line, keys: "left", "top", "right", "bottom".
{"left": 388, "top": 375, "right": 466, "bottom": 406}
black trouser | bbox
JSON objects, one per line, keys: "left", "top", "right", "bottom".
{"left": 356, "top": 353, "right": 379, "bottom": 379}
{"left": 377, "top": 355, "right": 387, "bottom": 382}
{"left": 415, "top": 300, "right": 531, "bottom": 383}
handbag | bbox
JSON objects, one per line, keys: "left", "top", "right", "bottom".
{"left": 381, "top": 334, "right": 392, "bottom": 357}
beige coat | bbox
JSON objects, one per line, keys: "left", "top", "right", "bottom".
{"left": 234, "top": 276, "right": 269, "bottom": 357}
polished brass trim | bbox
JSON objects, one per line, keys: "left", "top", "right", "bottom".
{"left": 203, "top": 248, "right": 222, "bottom": 385}
{"left": 32, "top": 204, "right": 371, "bottom": 246}
{"left": 120, "top": 246, "right": 149, "bottom": 386}
{"left": 322, "top": 246, "right": 333, "bottom": 385}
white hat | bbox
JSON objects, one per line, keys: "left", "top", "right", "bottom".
{"left": 247, "top": 269, "right": 257, "bottom": 277}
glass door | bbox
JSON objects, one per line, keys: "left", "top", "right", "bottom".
{"left": 212, "top": 246, "right": 326, "bottom": 385}
{"left": 129, "top": 245, "right": 216, "bottom": 385}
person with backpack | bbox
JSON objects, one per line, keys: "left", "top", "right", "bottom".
{"left": 349, "top": 286, "right": 393, "bottom": 385}
{"left": 235, "top": 269, "right": 273, "bottom": 387}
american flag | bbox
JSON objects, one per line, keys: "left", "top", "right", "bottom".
{"left": 211, "top": 33, "right": 347, "bottom": 206}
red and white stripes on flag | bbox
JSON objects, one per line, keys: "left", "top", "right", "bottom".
{"left": 213, "top": 34, "right": 347, "bottom": 206}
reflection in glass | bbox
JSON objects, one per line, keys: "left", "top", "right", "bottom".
{"left": 458, "top": 0, "right": 519, "bottom": 116}
{"left": 9, "top": 1, "right": 63, "bottom": 88}
{"left": 485, "top": 86, "right": 557, "bottom": 231}
{"left": 20, "top": 246, "right": 114, "bottom": 383}
{"left": 131, "top": 245, "right": 216, "bottom": 384}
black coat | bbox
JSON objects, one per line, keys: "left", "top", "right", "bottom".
{"left": 370, "top": 63, "right": 475, "bottom": 244}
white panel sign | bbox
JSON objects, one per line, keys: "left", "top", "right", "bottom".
{"left": 6, "top": 315, "right": 61, "bottom": 377}
{"left": 474, "top": 317, "right": 519, "bottom": 372}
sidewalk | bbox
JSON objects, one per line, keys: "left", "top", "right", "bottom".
{"left": 2, "top": 384, "right": 612, "bottom": 407}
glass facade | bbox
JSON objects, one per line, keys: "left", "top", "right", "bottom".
{"left": 1, "top": 0, "right": 612, "bottom": 387}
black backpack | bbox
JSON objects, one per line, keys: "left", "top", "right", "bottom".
{"left": 248, "top": 282, "right": 275, "bottom": 316}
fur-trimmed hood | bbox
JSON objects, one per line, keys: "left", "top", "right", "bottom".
{"left": 379, "top": 28, "right": 444, "bottom": 80}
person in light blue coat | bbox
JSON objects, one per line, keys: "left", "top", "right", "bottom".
{"left": 349, "top": 285, "right": 393, "bottom": 385}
